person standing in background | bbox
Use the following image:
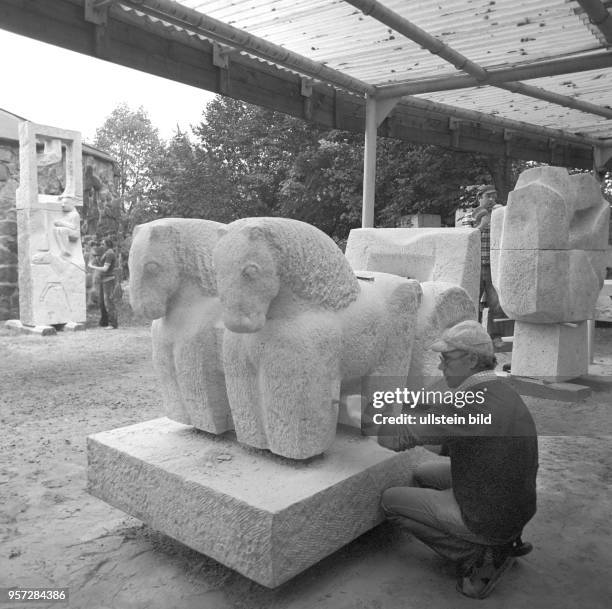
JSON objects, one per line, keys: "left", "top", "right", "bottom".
{"left": 471, "top": 185, "right": 505, "bottom": 348}
{"left": 88, "top": 238, "right": 119, "bottom": 329}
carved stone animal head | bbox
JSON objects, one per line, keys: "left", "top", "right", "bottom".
{"left": 129, "top": 218, "right": 223, "bottom": 319}
{"left": 212, "top": 217, "right": 360, "bottom": 333}
{"left": 212, "top": 224, "right": 281, "bottom": 333}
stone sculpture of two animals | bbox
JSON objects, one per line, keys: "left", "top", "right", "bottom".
{"left": 129, "top": 217, "right": 475, "bottom": 460}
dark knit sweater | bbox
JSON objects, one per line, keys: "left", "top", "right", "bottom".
{"left": 381, "top": 372, "right": 538, "bottom": 540}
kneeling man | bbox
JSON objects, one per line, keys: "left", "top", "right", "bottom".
{"left": 376, "top": 320, "right": 538, "bottom": 599}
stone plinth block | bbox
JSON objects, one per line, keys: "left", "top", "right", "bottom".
{"left": 345, "top": 228, "right": 480, "bottom": 307}
{"left": 511, "top": 321, "right": 589, "bottom": 381}
{"left": 4, "top": 319, "right": 56, "bottom": 335}
{"left": 87, "top": 418, "right": 424, "bottom": 587}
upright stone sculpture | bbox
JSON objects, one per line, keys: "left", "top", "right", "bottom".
{"left": 491, "top": 166, "right": 609, "bottom": 380}
{"left": 345, "top": 227, "right": 481, "bottom": 308}
{"left": 16, "top": 122, "right": 85, "bottom": 328}
{"left": 128, "top": 218, "right": 233, "bottom": 434}
{"left": 213, "top": 217, "right": 422, "bottom": 459}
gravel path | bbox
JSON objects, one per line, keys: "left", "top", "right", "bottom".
{"left": 1, "top": 322, "right": 611, "bottom": 609}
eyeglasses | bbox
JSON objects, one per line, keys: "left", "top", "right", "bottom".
{"left": 439, "top": 351, "right": 468, "bottom": 365}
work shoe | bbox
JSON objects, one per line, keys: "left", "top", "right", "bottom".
{"left": 457, "top": 546, "right": 516, "bottom": 599}
{"left": 509, "top": 537, "right": 533, "bottom": 557}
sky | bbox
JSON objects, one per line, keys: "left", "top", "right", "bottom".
{"left": 0, "top": 29, "right": 216, "bottom": 144}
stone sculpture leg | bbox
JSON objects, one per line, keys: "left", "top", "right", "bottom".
{"left": 152, "top": 319, "right": 191, "bottom": 424}
{"left": 258, "top": 318, "right": 342, "bottom": 459}
{"left": 174, "top": 326, "right": 231, "bottom": 433}
{"left": 153, "top": 307, "right": 233, "bottom": 435}
{"left": 224, "top": 316, "right": 342, "bottom": 459}
{"left": 222, "top": 331, "right": 268, "bottom": 448}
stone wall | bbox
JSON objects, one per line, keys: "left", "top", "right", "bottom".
{"left": 0, "top": 140, "right": 19, "bottom": 320}
{"left": 0, "top": 139, "right": 117, "bottom": 321}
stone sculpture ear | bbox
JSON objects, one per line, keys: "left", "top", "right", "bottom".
{"left": 247, "top": 226, "right": 267, "bottom": 241}
{"left": 149, "top": 224, "right": 164, "bottom": 241}
{"left": 217, "top": 226, "right": 228, "bottom": 239}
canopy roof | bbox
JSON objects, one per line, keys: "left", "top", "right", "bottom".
{"left": 2, "top": 0, "right": 611, "bottom": 169}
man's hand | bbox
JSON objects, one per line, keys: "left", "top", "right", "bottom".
{"left": 377, "top": 420, "right": 419, "bottom": 452}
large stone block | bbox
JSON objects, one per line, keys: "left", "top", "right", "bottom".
{"left": 491, "top": 167, "right": 609, "bottom": 323}
{"left": 345, "top": 227, "right": 480, "bottom": 307}
{"left": 511, "top": 321, "right": 589, "bottom": 381}
{"left": 87, "top": 418, "right": 425, "bottom": 588}
{"left": 16, "top": 122, "right": 85, "bottom": 326}
{"left": 496, "top": 184, "right": 569, "bottom": 251}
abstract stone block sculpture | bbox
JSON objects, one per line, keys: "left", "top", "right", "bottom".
{"left": 129, "top": 218, "right": 233, "bottom": 434}
{"left": 213, "top": 217, "right": 422, "bottom": 459}
{"left": 491, "top": 166, "right": 609, "bottom": 323}
{"left": 16, "top": 122, "right": 86, "bottom": 327}
{"left": 491, "top": 167, "right": 609, "bottom": 380}
{"left": 345, "top": 227, "right": 481, "bottom": 307}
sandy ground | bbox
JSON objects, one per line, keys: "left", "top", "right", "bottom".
{"left": 1, "top": 315, "right": 611, "bottom": 609}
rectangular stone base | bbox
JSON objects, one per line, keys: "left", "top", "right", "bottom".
{"left": 4, "top": 319, "right": 56, "bottom": 335}
{"left": 511, "top": 320, "right": 589, "bottom": 381}
{"left": 5, "top": 320, "right": 86, "bottom": 334}
{"left": 87, "top": 418, "right": 424, "bottom": 587}
{"left": 63, "top": 321, "right": 86, "bottom": 331}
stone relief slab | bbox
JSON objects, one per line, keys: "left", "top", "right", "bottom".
{"left": 16, "top": 122, "right": 85, "bottom": 326}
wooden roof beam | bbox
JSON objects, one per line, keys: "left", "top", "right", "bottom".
{"left": 576, "top": 0, "right": 612, "bottom": 44}
{"left": 346, "top": 0, "right": 612, "bottom": 119}
{"left": 376, "top": 52, "right": 612, "bottom": 98}
{"left": 397, "top": 96, "right": 599, "bottom": 148}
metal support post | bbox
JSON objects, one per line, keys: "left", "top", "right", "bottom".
{"left": 362, "top": 95, "right": 377, "bottom": 228}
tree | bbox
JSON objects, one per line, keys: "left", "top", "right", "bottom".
{"left": 162, "top": 95, "right": 524, "bottom": 238}
{"left": 93, "top": 103, "right": 166, "bottom": 231}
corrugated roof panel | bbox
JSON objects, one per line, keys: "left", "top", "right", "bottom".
{"left": 178, "top": 0, "right": 606, "bottom": 85}
{"left": 420, "top": 84, "right": 612, "bottom": 134}
{"left": 134, "top": 1, "right": 612, "bottom": 138}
